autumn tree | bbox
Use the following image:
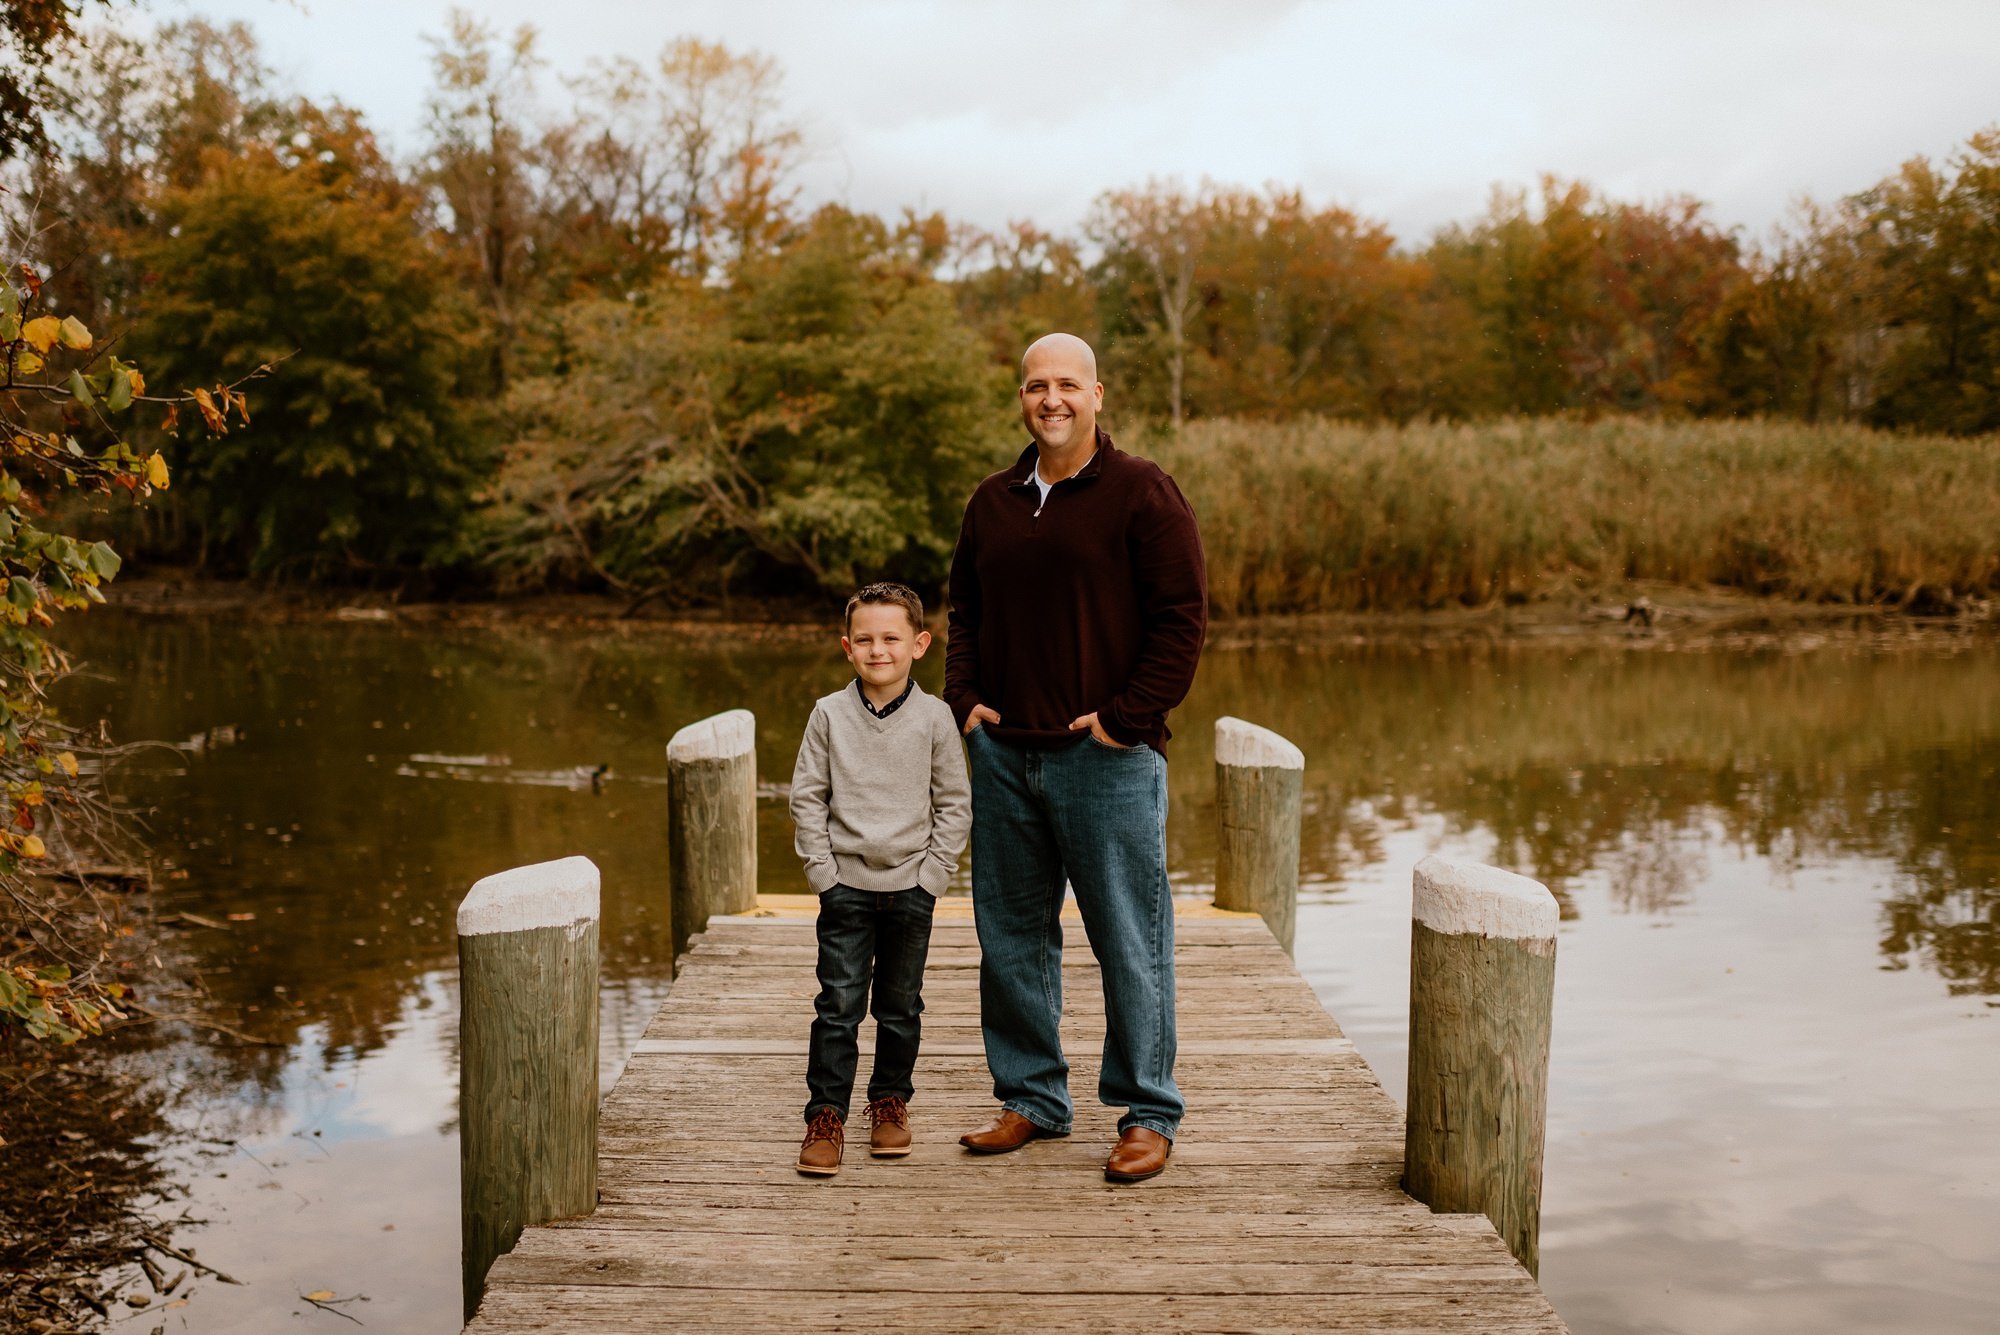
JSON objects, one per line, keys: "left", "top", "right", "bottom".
{"left": 1425, "top": 179, "right": 1607, "bottom": 414}
{"left": 4, "top": 19, "right": 281, "bottom": 334}
{"left": 1089, "top": 180, "right": 1205, "bottom": 427}
{"left": 0, "top": 231, "right": 259, "bottom": 1042}
{"left": 1425, "top": 179, "right": 1748, "bottom": 415}
{"left": 950, "top": 220, "right": 1098, "bottom": 367}
{"left": 0, "top": 262, "right": 150, "bottom": 1040}
{"left": 0, "top": 4, "right": 209, "bottom": 1046}
{"left": 1185, "top": 187, "right": 1430, "bottom": 419}
{"left": 650, "top": 36, "right": 800, "bottom": 278}
{"left": 544, "top": 36, "right": 802, "bottom": 287}
{"left": 0, "top": 0, "right": 113, "bottom": 160}
{"left": 1597, "top": 197, "right": 1744, "bottom": 411}
{"left": 419, "top": 9, "right": 546, "bottom": 393}
{"left": 1860, "top": 129, "right": 2000, "bottom": 433}
{"left": 1706, "top": 200, "right": 1873, "bottom": 422}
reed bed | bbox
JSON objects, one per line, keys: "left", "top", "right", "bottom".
{"left": 1141, "top": 417, "right": 2000, "bottom": 616}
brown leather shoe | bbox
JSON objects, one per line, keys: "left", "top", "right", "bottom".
{"left": 796, "top": 1108, "right": 844, "bottom": 1176}
{"left": 1104, "top": 1127, "right": 1172, "bottom": 1182}
{"left": 866, "top": 1096, "right": 911, "bottom": 1157}
{"left": 958, "top": 1109, "right": 1065, "bottom": 1154}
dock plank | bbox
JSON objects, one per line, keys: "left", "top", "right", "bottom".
{"left": 467, "top": 899, "right": 1568, "bottom": 1333}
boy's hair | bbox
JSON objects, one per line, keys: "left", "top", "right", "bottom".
{"left": 844, "top": 581, "right": 925, "bottom": 634}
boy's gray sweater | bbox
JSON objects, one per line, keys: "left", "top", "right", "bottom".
{"left": 789, "top": 681, "right": 971, "bottom": 896}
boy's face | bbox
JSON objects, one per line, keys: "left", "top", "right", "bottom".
{"left": 842, "top": 603, "right": 930, "bottom": 690}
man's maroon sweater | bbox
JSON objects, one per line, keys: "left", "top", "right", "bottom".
{"left": 944, "top": 429, "right": 1207, "bottom": 755}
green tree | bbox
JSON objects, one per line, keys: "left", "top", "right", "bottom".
{"left": 486, "top": 206, "right": 1010, "bottom": 605}
{"left": 127, "top": 116, "right": 484, "bottom": 575}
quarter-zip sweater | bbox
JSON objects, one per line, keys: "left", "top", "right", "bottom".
{"left": 944, "top": 429, "right": 1207, "bottom": 755}
{"left": 789, "top": 680, "right": 972, "bottom": 896}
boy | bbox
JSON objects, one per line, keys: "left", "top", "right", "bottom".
{"left": 789, "top": 581, "right": 971, "bottom": 1175}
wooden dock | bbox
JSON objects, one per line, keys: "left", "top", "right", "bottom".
{"left": 464, "top": 895, "right": 1569, "bottom": 1334}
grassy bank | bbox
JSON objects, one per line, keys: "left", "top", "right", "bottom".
{"left": 1144, "top": 417, "right": 2000, "bottom": 616}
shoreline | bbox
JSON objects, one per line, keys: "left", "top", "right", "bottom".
{"left": 98, "top": 570, "right": 1999, "bottom": 651}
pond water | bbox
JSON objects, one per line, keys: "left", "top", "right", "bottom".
{"left": 51, "top": 612, "right": 2000, "bottom": 1334}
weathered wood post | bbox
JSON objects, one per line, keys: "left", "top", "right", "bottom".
{"left": 1213, "top": 716, "right": 1304, "bottom": 953}
{"left": 667, "top": 708, "right": 758, "bottom": 942}
{"left": 1403, "top": 853, "right": 1558, "bottom": 1276}
{"left": 457, "top": 855, "right": 600, "bottom": 1321}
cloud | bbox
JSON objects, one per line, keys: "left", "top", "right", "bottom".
{"left": 175, "top": 0, "right": 2000, "bottom": 243}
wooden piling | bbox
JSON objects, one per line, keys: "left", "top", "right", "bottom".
{"left": 666, "top": 709, "right": 758, "bottom": 940}
{"left": 1402, "top": 853, "right": 1558, "bottom": 1276}
{"left": 1213, "top": 716, "right": 1304, "bottom": 952}
{"left": 457, "top": 855, "right": 601, "bottom": 1322}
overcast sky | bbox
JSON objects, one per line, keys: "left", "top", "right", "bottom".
{"left": 168, "top": 0, "right": 1998, "bottom": 246}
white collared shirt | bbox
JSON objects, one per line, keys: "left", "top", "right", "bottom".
{"left": 1033, "top": 451, "right": 1095, "bottom": 516}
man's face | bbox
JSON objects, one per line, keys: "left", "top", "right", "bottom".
{"left": 842, "top": 603, "right": 930, "bottom": 690}
{"left": 1019, "top": 345, "right": 1103, "bottom": 454}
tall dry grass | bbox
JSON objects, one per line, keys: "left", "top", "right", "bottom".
{"left": 1140, "top": 417, "right": 2000, "bottom": 616}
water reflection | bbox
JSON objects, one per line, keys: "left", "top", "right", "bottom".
{"left": 56, "top": 623, "right": 2000, "bottom": 1070}
{"left": 1171, "top": 647, "right": 2000, "bottom": 984}
{"left": 44, "top": 615, "right": 2000, "bottom": 1333}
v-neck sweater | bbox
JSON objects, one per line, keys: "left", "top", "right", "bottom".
{"left": 788, "top": 680, "right": 971, "bottom": 896}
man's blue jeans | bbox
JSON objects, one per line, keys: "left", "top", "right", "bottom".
{"left": 804, "top": 886, "right": 936, "bottom": 1122}
{"left": 966, "top": 728, "right": 1181, "bottom": 1139}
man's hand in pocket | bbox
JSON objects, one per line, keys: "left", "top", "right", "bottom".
{"left": 1068, "top": 712, "right": 1128, "bottom": 747}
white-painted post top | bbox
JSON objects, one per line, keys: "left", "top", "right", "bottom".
{"left": 458, "top": 855, "right": 601, "bottom": 937}
{"left": 1412, "top": 855, "right": 1558, "bottom": 941}
{"left": 667, "top": 708, "right": 756, "bottom": 763}
{"left": 1215, "top": 716, "right": 1305, "bottom": 770}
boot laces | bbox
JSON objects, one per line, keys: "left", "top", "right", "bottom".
{"left": 864, "top": 1096, "right": 907, "bottom": 1129}
{"left": 803, "top": 1108, "right": 843, "bottom": 1145}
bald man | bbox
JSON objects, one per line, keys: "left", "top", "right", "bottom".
{"left": 943, "top": 333, "right": 1208, "bottom": 1182}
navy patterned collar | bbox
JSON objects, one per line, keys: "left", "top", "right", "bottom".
{"left": 855, "top": 677, "right": 915, "bottom": 719}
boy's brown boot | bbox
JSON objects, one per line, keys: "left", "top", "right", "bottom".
{"left": 797, "top": 1109, "right": 844, "bottom": 1176}
{"left": 865, "top": 1096, "right": 912, "bottom": 1157}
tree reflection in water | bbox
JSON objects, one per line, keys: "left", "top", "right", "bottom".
{"left": 47, "top": 617, "right": 2000, "bottom": 1112}
{"left": 1165, "top": 642, "right": 1999, "bottom": 996}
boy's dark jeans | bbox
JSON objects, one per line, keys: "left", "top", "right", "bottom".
{"left": 804, "top": 885, "right": 936, "bottom": 1122}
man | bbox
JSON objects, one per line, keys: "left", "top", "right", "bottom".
{"left": 944, "top": 332, "right": 1207, "bottom": 1182}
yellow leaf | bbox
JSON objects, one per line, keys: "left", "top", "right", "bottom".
{"left": 15, "top": 350, "right": 42, "bottom": 376}
{"left": 20, "top": 316, "right": 58, "bottom": 353}
{"left": 146, "top": 452, "right": 170, "bottom": 489}
{"left": 128, "top": 367, "right": 146, "bottom": 395}
{"left": 19, "top": 834, "right": 45, "bottom": 859}
{"left": 192, "top": 387, "right": 226, "bottom": 431}
{"left": 305, "top": 1291, "right": 335, "bottom": 1302}
{"left": 57, "top": 315, "right": 93, "bottom": 350}
{"left": 56, "top": 751, "right": 78, "bottom": 777}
